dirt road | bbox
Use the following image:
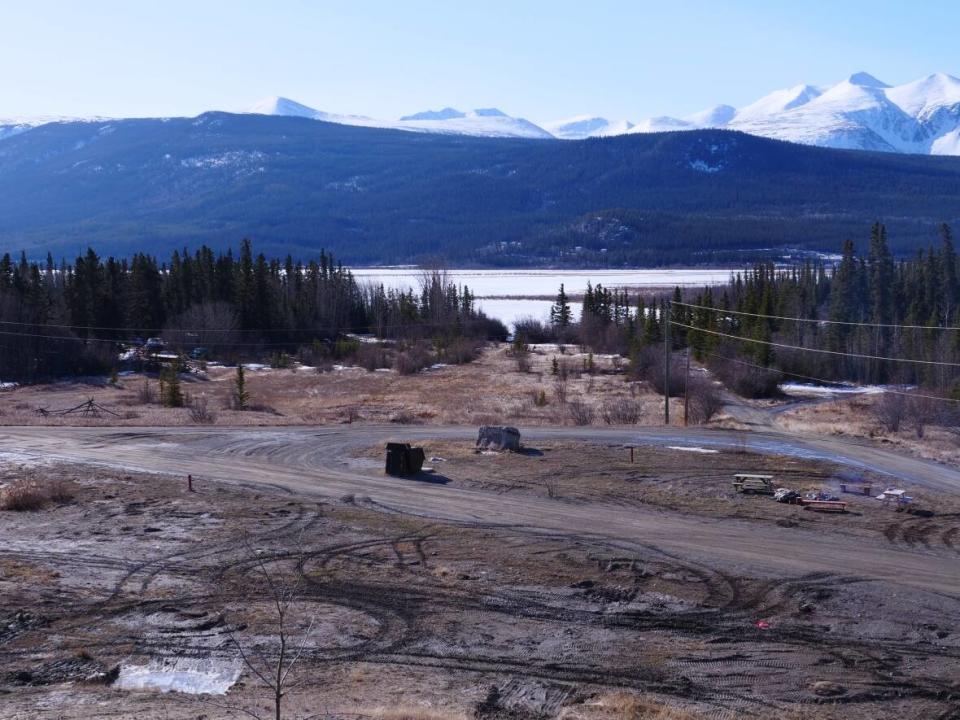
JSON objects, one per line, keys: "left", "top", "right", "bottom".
{"left": 3, "top": 424, "right": 959, "bottom": 596}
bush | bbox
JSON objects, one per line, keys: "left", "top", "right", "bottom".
{"left": 710, "top": 359, "right": 782, "bottom": 399}
{"left": 601, "top": 398, "right": 642, "bottom": 424}
{"left": 633, "top": 347, "right": 686, "bottom": 396}
{"left": 436, "top": 338, "right": 484, "bottom": 365}
{"left": 874, "top": 392, "right": 906, "bottom": 432}
{"left": 395, "top": 345, "right": 432, "bottom": 375}
{"left": 568, "top": 399, "right": 595, "bottom": 426}
{"left": 513, "top": 317, "right": 555, "bottom": 344}
{"left": 0, "top": 479, "right": 73, "bottom": 511}
{"left": 188, "top": 395, "right": 216, "bottom": 424}
{"left": 685, "top": 376, "right": 725, "bottom": 424}
{"left": 137, "top": 379, "right": 156, "bottom": 404}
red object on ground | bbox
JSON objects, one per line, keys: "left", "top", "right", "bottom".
{"left": 756, "top": 620, "right": 771, "bottom": 630}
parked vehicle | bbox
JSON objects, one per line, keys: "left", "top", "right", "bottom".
{"left": 733, "top": 473, "right": 775, "bottom": 495}
{"left": 145, "top": 337, "right": 165, "bottom": 352}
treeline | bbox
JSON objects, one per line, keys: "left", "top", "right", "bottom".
{"left": 518, "top": 222, "right": 960, "bottom": 399}
{"left": 0, "top": 240, "right": 505, "bottom": 382}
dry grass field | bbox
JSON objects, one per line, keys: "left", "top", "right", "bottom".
{"left": 0, "top": 343, "right": 672, "bottom": 428}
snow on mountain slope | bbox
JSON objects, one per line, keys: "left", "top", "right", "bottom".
{"left": 622, "top": 72, "right": 960, "bottom": 155}
{"left": 684, "top": 104, "right": 736, "bottom": 127}
{"left": 543, "top": 115, "right": 634, "bottom": 139}
{"left": 0, "top": 115, "right": 107, "bottom": 142}
{"left": 399, "top": 107, "right": 465, "bottom": 121}
{"left": 396, "top": 108, "right": 553, "bottom": 139}
{"left": 729, "top": 73, "right": 919, "bottom": 152}
{"left": 732, "top": 84, "right": 823, "bottom": 122}
{"left": 245, "top": 97, "right": 552, "bottom": 139}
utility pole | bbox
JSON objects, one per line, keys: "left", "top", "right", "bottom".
{"left": 683, "top": 346, "right": 691, "bottom": 427}
{"left": 663, "top": 301, "right": 671, "bottom": 425}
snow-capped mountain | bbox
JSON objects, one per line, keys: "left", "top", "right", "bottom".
{"left": 0, "top": 114, "right": 99, "bottom": 141}
{"left": 5, "top": 73, "right": 960, "bottom": 153}
{"left": 543, "top": 115, "right": 634, "bottom": 140}
{"left": 618, "top": 72, "right": 960, "bottom": 155}
{"left": 244, "top": 97, "right": 553, "bottom": 139}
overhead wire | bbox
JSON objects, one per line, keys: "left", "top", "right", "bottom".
{"left": 672, "top": 300, "right": 960, "bottom": 331}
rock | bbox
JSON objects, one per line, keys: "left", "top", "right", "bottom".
{"left": 811, "top": 680, "right": 846, "bottom": 697}
{"left": 476, "top": 425, "right": 521, "bottom": 452}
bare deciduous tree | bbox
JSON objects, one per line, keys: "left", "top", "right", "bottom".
{"left": 220, "top": 541, "right": 317, "bottom": 720}
{"left": 601, "top": 397, "right": 642, "bottom": 425}
{"left": 568, "top": 399, "right": 595, "bottom": 426}
{"left": 874, "top": 392, "right": 906, "bottom": 433}
{"left": 685, "top": 377, "right": 725, "bottom": 425}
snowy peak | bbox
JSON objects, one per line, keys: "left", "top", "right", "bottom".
{"left": 684, "top": 104, "right": 736, "bottom": 127}
{"left": 846, "top": 71, "right": 890, "bottom": 88}
{"left": 246, "top": 96, "right": 320, "bottom": 118}
{"left": 400, "top": 107, "right": 465, "bottom": 121}
{"left": 886, "top": 73, "right": 960, "bottom": 118}
{"left": 735, "top": 84, "right": 822, "bottom": 121}
{"left": 543, "top": 115, "right": 634, "bottom": 139}
{"left": 619, "top": 71, "right": 960, "bottom": 156}
{"left": 239, "top": 98, "right": 551, "bottom": 139}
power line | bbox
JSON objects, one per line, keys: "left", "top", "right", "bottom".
{"left": 0, "top": 316, "right": 495, "bottom": 340}
{"left": 702, "top": 350, "right": 960, "bottom": 405}
{"left": 672, "top": 301, "right": 960, "bottom": 332}
{"left": 669, "top": 320, "right": 960, "bottom": 369}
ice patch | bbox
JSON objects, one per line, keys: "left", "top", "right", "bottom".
{"left": 667, "top": 446, "right": 720, "bottom": 454}
{"left": 114, "top": 657, "right": 243, "bottom": 695}
{"left": 0, "top": 381, "right": 18, "bottom": 390}
{"left": 781, "top": 382, "right": 900, "bottom": 396}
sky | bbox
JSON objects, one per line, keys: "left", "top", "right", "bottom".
{"left": 2, "top": 0, "right": 959, "bottom": 123}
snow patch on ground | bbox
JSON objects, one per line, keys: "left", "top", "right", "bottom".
{"left": 781, "top": 382, "right": 901, "bottom": 396}
{"left": 667, "top": 446, "right": 720, "bottom": 454}
{"left": 114, "top": 657, "right": 243, "bottom": 695}
{"left": 0, "top": 451, "right": 52, "bottom": 468}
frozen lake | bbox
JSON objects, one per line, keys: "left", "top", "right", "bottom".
{"left": 352, "top": 268, "right": 736, "bottom": 328}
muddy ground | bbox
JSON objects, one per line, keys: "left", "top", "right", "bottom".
{"left": 1, "top": 444, "right": 958, "bottom": 720}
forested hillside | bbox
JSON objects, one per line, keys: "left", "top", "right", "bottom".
{"left": 2, "top": 113, "right": 960, "bottom": 265}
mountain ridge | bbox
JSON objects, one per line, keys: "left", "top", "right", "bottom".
{"left": 1, "top": 113, "right": 959, "bottom": 265}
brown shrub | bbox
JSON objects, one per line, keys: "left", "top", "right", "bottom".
{"left": 601, "top": 398, "right": 642, "bottom": 425}
{"left": 1, "top": 480, "right": 50, "bottom": 511}
{"left": 568, "top": 399, "right": 596, "bottom": 426}
{"left": 684, "top": 376, "right": 725, "bottom": 424}
{"left": 188, "top": 394, "right": 217, "bottom": 424}
{"left": 395, "top": 345, "right": 432, "bottom": 375}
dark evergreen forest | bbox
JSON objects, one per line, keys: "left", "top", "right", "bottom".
{"left": 0, "top": 240, "right": 503, "bottom": 382}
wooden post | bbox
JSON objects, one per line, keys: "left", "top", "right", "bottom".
{"left": 683, "top": 347, "right": 691, "bottom": 427}
{"left": 629, "top": 446, "right": 635, "bottom": 463}
{"left": 663, "top": 303, "right": 671, "bottom": 426}
{"left": 187, "top": 474, "right": 193, "bottom": 492}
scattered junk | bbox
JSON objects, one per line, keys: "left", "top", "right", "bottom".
{"left": 839, "top": 481, "right": 873, "bottom": 496}
{"left": 774, "top": 488, "right": 801, "bottom": 504}
{"left": 743, "top": 479, "right": 848, "bottom": 512}
{"left": 732, "top": 473, "right": 775, "bottom": 495}
{"left": 36, "top": 398, "right": 119, "bottom": 419}
{"left": 476, "top": 425, "right": 521, "bottom": 452}
{"left": 384, "top": 442, "right": 426, "bottom": 477}
{"left": 876, "top": 488, "right": 913, "bottom": 506}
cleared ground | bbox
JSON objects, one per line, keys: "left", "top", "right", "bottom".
{"left": 1, "top": 426, "right": 959, "bottom": 719}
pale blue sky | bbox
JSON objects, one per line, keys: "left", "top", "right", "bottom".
{"left": 2, "top": 0, "right": 957, "bottom": 122}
